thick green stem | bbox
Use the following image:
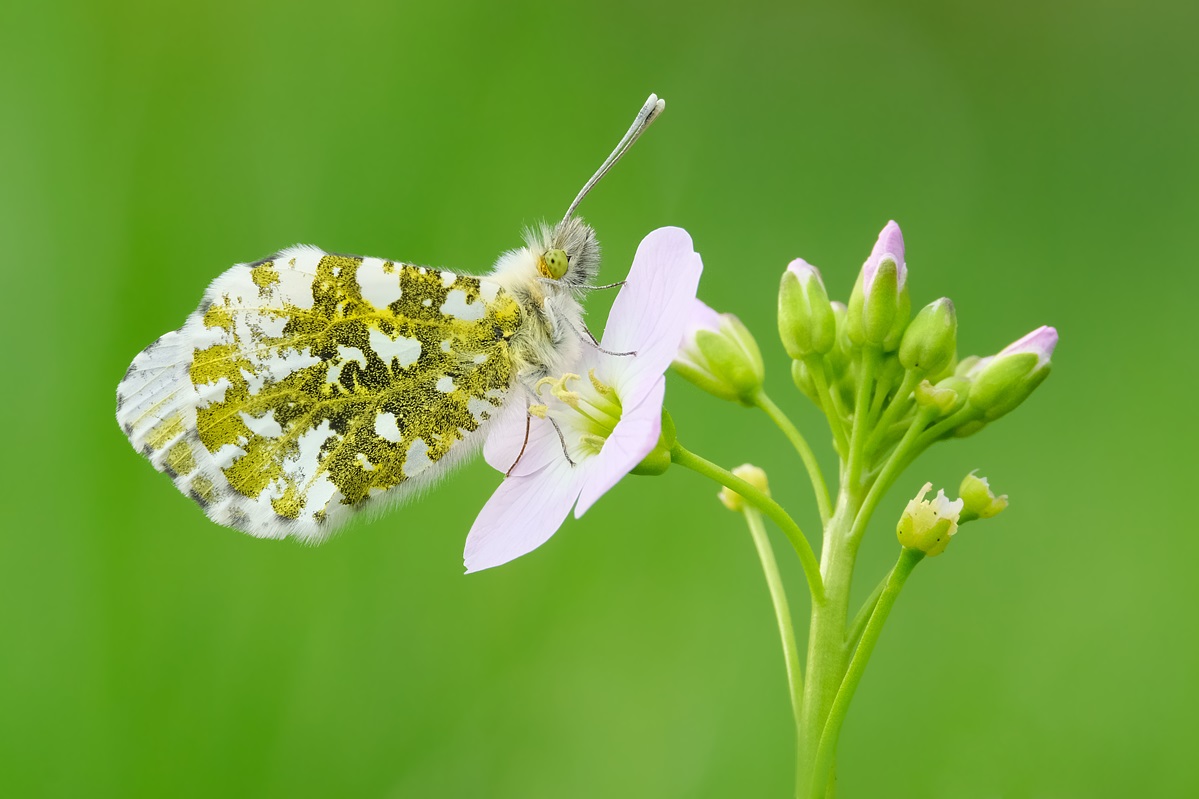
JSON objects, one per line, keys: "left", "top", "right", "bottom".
{"left": 796, "top": 488, "right": 861, "bottom": 795}
{"left": 753, "top": 391, "right": 833, "bottom": 525}
{"left": 670, "top": 443, "right": 824, "bottom": 602}
{"left": 798, "top": 346, "right": 881, "bottom": 797}
{"left": 742, "top": 507, "right": 804, "bottom": 727}
{"left": 808, "top": 548, "right": 925, "bottom": 796}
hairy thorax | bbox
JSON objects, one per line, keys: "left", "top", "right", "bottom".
{"left": 489, "top": 246, "right": 585, "bottom": 384}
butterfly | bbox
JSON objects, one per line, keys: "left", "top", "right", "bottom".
{"left": 116, "top": 94, "right": 666, "bottom": 541}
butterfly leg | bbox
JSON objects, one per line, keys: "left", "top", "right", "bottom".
{"left": 503, "top": 406, "right": 576, "bottom": 476}
{"left": 505, "top": 410, "right": 532, "bottom": 478}
{"left": 545, "top": 415, "right": 576, "bottom": 467}
{"left": 567, "top": 317, "right": 636, "bottom": 358}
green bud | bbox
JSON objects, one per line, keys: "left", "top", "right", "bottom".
{"left": 791, "top": 359, "right": 819, "bottom": 404}
{"left": 914, "top": 376, "right": 968, "bottom": 417}
{"left": 718, "top": 463, "right": 770, "bottom": 512}
{"left": 878, "top": 352, "right": 905, "bottom": 391}
{"left": 968, "top": 354, "right": 1047, "bottom": 420}
{"left": 778, "top": 259, "right": 836, "bottom": 359}
{"left": 958, "top": 471, "right": 1008, "bottom": 523}
{"left": 952, "top": 419, "right": 988, "bottom": 438}
{"left": 896, "top": 482, "right": 963, "bottom": 557}
{"left": 899, "top": 298, "right": 957, "bottom": 376}
{"left": 826, "top": 301, "right": 852, "bottom": 382}
{"left": 674, "top": 303, "right": 765, "bottom": 405}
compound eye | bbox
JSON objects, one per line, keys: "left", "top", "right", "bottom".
{"left": 538, "top": 249, "right": 569, "bottom": 280}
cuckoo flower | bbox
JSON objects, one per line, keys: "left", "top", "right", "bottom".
{"left": 463, "top": 227, "right": 704, "bottom": 572}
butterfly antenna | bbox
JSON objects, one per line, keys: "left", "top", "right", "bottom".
{"left": 562, "top": 93, "right": 666, "bottom": 223}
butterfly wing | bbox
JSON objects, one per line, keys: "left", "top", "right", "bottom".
{"left": 116, "top": 245, "right": 523, "bottom": 541}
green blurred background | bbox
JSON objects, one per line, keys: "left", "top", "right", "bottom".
{"left": 4, "top": 0, "right": 1196, "bottom": 796}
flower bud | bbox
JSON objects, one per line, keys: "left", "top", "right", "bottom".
{"left": 778, "top": 259, "right": 836, "bottom": 359}
{"left": 673, "top": 300, "right": 765, "bottom": 404}
{"left": 896, "top": 482, "right": 963, "bottom": 557}
{"left": 718, "top": 464, "right": 770, "bottom": 512}
{"left": 899, "top": 298, "right": 957, "bottom": 376}
{"left": 847, "top": 221, "right": 911, "bottom": 351}
{"left": 826, "top": 301, "right": 852, "bottom": 381}
{"left": 914, "top": 376, "right": 968, "bottom": 417}
{"left": 878, "top": 352, "right": 905, "bottom": 392}
{"left": 967, "top": 326, "right": 1058, "bottom": 421}
{"left": 791, "top": 359, "right": 820, "bottom": 404}
{"left": 952, "top": 419, "right": 987, "bottom": 438}
{"left": 958, "top": 471, "right": 1008, "bottom": 522}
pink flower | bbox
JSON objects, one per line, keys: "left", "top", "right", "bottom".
{"left": 463, "top": 227, "right": 704, "bottom": 572}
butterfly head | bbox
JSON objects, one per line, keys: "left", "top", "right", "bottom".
{"left": 526, "top": 217, "right": 600, "bottom": 290}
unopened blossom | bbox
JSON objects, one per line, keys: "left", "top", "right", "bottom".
{"left": 968, "top": 325, "right": 1059, "bottom": 420}
{"left": 717, "top": 464, "right": 770, "bottom": 513}
{"left": 672, "top": 300, "right": 764, "bottom": 404}
{"left": 958, "top": 471, "right": 1008, "bottom": 522}
{"left": 899, "top": 298, "right": 957, "bottom": 378}
{"left": 463, "top": 227, "right": 703, "bottom": 572}
{"left": 847, "top": 221, "right": 911, "bottom": 350}
{"left": 778, "top": 259, "right": 836, "bottom": 359}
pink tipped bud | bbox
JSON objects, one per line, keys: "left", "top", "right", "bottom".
{"left": 864, "top": 220, "right": 908, "bottom": 294}
{"left": 968, "top": 326, "right": 1058, "bottom": 420}
{"left": 997, "top": 325, "right": 1058, "bottom": 370}
{"left": 778, "top": 258, "right": 836, "bottom": 359}
{"left": 848, "top": 221, "right": 911, "bottom": 350}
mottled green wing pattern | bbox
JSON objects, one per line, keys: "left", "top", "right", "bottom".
{"left": 116, "top": 245, "right": 523, "bottom": 540}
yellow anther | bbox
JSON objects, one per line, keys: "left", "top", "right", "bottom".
{"left": 528, "top": 403, "right": 548, "bottom": 419}
{"left": 588, "top": 368, "right": 617, "bottom": 399}
{"left": 578, "top": 433, "right": 607, "bottom": 455}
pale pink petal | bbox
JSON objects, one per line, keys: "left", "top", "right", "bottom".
{"left": 600, "top": 227, "right": 703, "bottom": 401}
{"left": 998, "top": 325, "right": 1058, "bottom": 368}
{"left": 864, "top": 220, "right": 907, "bottom": 293}
{"left": 482, "top": 398, "right": 529, "bottom": 470}
{"left": 464, "top": 460, "right": 586, "bottom": 573}
{"left": 574, "top": 375, "right": 666, "bottom": 517}
{"left": 681, "top": 298, "right": 722, "bottom": 339}
{"left": 482, "top": 400, "right": 561, "bottom": 478}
